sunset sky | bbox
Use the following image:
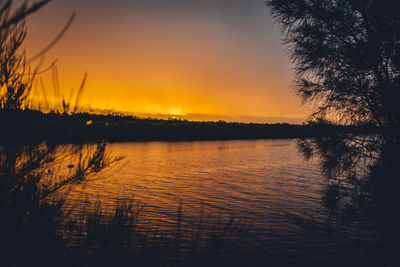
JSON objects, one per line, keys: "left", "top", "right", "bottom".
{"left": 25, "top": 0, "right": 309, "bottom": 123}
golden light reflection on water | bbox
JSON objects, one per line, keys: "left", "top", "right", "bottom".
{"left": 60, "top": 140, "right": 324, "bottom": 233}
{"left": 49, "top": 140, "right": 381, "bottom": 265}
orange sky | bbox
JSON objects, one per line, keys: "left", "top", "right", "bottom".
{"left": 24, "top": 0, "right": 309, "bottom": 123}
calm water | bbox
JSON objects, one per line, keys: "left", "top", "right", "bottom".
{"left": 66, "top": 139, "right": 379, "bottom": 265}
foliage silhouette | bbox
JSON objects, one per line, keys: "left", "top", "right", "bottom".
{"left": 0, "top": 1, "right": 122, "bottom": 265}
{"left": 0, "top": 0, "right": 52, "bottom": 110}
{"left": 267, "top": 1, "right": 400, "bottom": 265}
{"left": 266, "top": 0, "right": 400, "bottom": 214}
{"left": 266, "top": 0, "right": 400, "bottom": 132}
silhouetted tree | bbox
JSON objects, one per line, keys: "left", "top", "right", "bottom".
{"left": 267, "top": 4, "right": 400, "bottom": 264}
{"left": 266, "top": 0, "right": 400, "bottom": 136}
{"left": 0, "top": 0, "right": 50, "bottom": 110}
{"left": 0, "top": 2, "right": 123, "bottom": 265}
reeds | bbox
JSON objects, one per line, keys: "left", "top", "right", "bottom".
{"left": 60, "top": 199, "right": 248, "bottom": 266}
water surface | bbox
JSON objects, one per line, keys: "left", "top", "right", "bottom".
{"left": 66, "top": 139, "right": 378, "bottom": 265}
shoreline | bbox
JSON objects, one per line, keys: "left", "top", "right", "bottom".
{"left": 1, "top": 109, "right": 377, "bottom": 144}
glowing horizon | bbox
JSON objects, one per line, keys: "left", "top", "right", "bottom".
{"left": 24, "top": 0, "right": 309, "bottom": 123}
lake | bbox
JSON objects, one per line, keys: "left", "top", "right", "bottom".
{"left": 65, "top": 139, "right": 380, "bottom": 266}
